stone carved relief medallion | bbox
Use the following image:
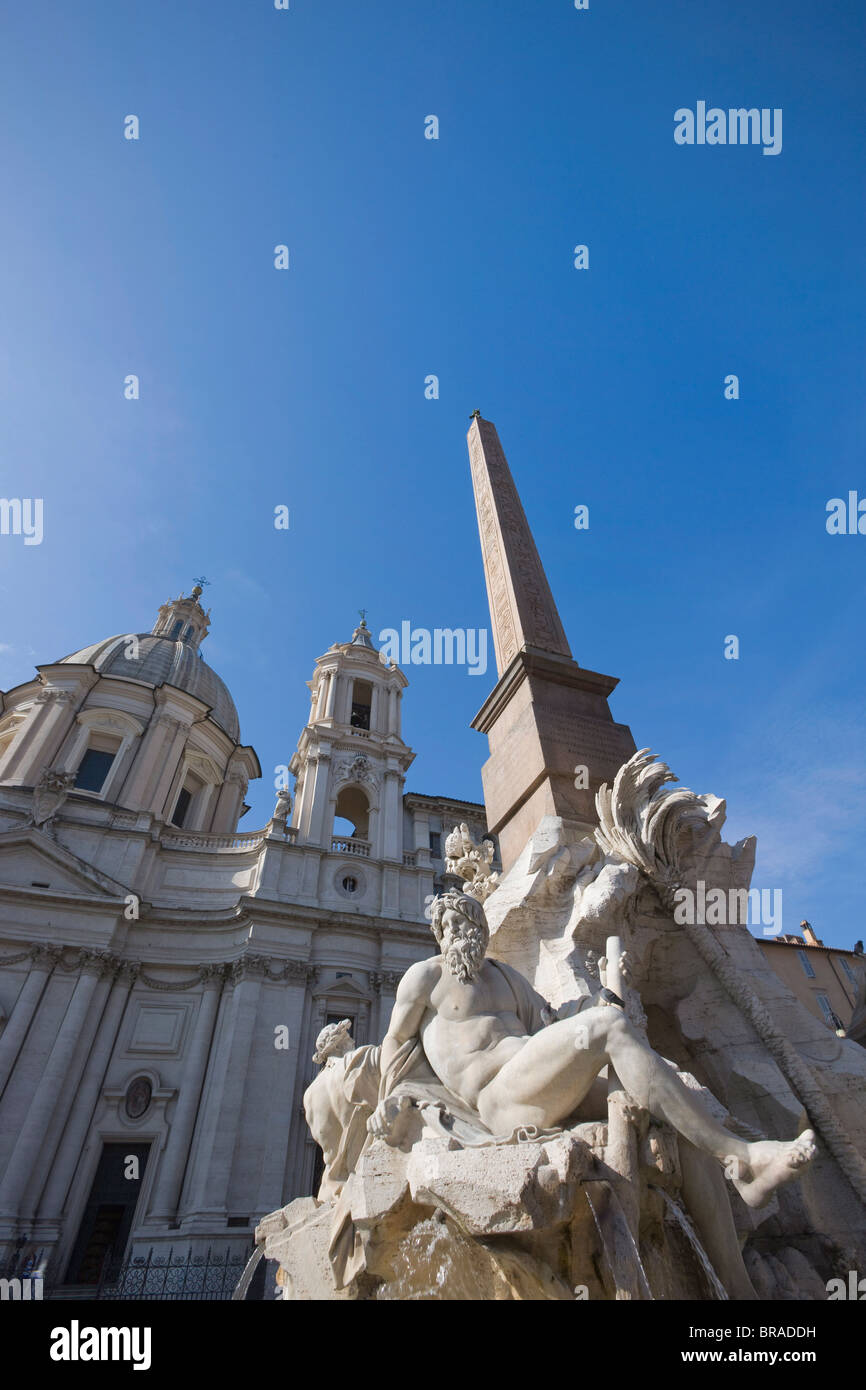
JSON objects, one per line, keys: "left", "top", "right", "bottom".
{"left": 124, "top": 1075, "right": 153, "bottom": 1120}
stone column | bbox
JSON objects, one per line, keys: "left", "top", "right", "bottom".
{"left": 413, "top": 807, "right": 431, "bottom": 865}
{"left": 253, "top": 964, "right": 312, "bottom": 1216}
{"left": 25, "top": 957, "right": 126, "bottom": 1222}
{"left": 7, "top": 689, "right": 77, "bottom": 782}
{"left": 315, "top": 671, "right": 330, "bottom": 721}
{"left": 372, "top": 972, "right": 401, "bottom": 1040}
{"left": 382, "top": 767, "right": 402, "bottom": 861}
{"left": 308, "top": 750, "right": 333, "bottom": 848}
{"left": 150, "top": 719, "right": 191, "bottom": 819}
{"left": 121, "top": 711, "right": 185, "bottom": 811}
{"left": 145, "top": 966, "right": 225, "bottom": 1224}
{"left": 324, "top": 672, "right": 337, "bottom": 720}
{"left": 283, "top": 975, "right": 319, "bottom": 1198}
{"left": 210, "top": 770, "right": 247, "bottom": 834}
{"left": 210, "top": 774, "right": 236, "bottom": 835}
{"left": 225, "top": 771, "right": 248, "bottom": 830}
{"left": 179, "top": 957, "right": 267, "bottom": 1229}
{"left": 38, "top": 963, "right": 139, "bottom": 1225}
{"left": 0, "top": 945, "right": 62, "bottom": 1097}
{"left": 0, "top": 951, "right": 108, "bottom": 1220}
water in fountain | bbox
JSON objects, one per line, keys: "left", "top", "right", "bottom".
{"left": 583, "top": 1180, "right": 653, "bottom": 1300}
{"left": 660, "top": 1189, "right": 728, "bottom": 1300}
{"left": 376, "top": 1216, "right": 486, "bottom": 1300}
{"left": 231, "top": 1246, "right": 264, "bottom": 1301}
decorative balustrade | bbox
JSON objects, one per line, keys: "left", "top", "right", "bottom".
{"left": 330, "top": 836, "right": 371, "bottom": 858}
{"left": 402, "top": 851, "right": 417, "bottom": 867}
{"left": 160, "top": 827, "right": 289, "bottom": 853}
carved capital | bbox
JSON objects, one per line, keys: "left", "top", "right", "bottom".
{"left": 199, "top": 963, "right": 227, "bottom": 988}
{"left": 30, "top": 944, "right": 64, "bottom": 971}
{"left": 153, "top": 712, "right": 186, "bottom": 736}
{"left": 35, "top": 687, "right": 74, "bottom": 706}
{"left": 230, "top": 954, "right": 270, "bottom": 984}
{"left": 371, "top": 969, "right": 401, "bottom": 993}
{"left": 79, "top": 949, "right": 119, "bottom": 979}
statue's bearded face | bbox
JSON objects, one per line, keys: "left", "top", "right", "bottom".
{"left": 438, "top": 907, "right": 487, "bottom": 984}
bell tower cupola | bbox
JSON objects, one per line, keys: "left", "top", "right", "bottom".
{"left": 289, "top": 615, "right": 412, "bottom": 859}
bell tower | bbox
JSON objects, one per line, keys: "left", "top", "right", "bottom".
{"left": 290, "top": 618, "right": 413, "bottom": 860}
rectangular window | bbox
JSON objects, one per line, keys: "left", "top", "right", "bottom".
{"left": 429, "top": 831, "right": 442, "bottom": 857}
{"left": 797, "top": 949, "right": 815, "bottom": 979}
{"left": 815, "top": 993, "right": 837, "bottom": 1026}
{"left": 171, "top": 786, "right": 193, "bottom": 828}
{"left": 74, "top": 747, "right": 116, "bottom": 794}
{"left": 350, "top": 680, "right": 372, "bottom": 730}
{"left": 171, "top": 771, "right": 203, "bottom": 829}
{"left": 839, "top": 956, "right": 856, "bottom": 985}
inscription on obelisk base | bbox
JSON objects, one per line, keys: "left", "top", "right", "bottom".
{"left": 467, "top": 416, "right": 636, "bottom": 872}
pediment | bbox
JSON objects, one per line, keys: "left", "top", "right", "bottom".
{"left": 0, "top": 828, "right": 131, "bottom": 900}
{"left": 311, "top": 974, "right": 373, "bottom": 1003}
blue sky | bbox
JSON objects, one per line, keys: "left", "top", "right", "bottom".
{"left": 0, "top": 1, "right": 863, "bottom": 948}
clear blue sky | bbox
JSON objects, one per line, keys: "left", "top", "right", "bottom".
{"left": 0, "top": 2, "right": 863, "bottom": 949}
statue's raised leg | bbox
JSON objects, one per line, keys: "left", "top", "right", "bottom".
{"left": 477, "top": 1006, "right": 816, "bottom": 1207}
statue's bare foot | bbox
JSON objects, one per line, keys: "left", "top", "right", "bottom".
{"left": 729, "top": 1130, "right": 817, "bottom": 1209}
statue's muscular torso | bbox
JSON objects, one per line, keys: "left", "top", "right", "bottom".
{"left": 395, "top": 957, "right": 533, "bottom": 1108}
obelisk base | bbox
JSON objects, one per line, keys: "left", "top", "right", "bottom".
{"left": 472, "top": 647, "right": 636, "bottom": 873}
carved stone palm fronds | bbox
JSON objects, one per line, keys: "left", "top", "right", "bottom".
{"left": 594, "top": 748, "right": 866, "bottom": 1210}
{"left": 445, "top": 822, "right": 500, "bottom": 902}
{"left": 594, "top": 748, "right": 717, "bottom": 893}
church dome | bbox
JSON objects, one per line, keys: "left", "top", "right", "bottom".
{"left": 60, "top": 636, "right": 238, "bottom": 741}
{"left": 57, "top": 634, "right": 240, "bottom": 741}
{"left": 56, "top": 585, "right": 242, "bottom": 744}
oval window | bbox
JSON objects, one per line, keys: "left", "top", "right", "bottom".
{"left": 125, "top": 1076, "right": 152, "bottom": 1120}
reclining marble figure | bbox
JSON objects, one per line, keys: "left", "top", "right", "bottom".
{"left": 302, "top": 889, "right": 817, "bottom": 1294}
{"left": 372, "top": 890, "right": 816, "bottom": 1201}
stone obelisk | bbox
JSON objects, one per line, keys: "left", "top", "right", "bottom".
{"left": 467, "top": 413, "right": 636, "bottom": 872}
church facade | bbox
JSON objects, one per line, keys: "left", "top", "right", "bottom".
{"left": 0, "top": 587, "right": 494, "bottom": 1290}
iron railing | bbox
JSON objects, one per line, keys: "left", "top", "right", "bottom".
{"left": 92, "top": 1245, "right": 251, "bottom": 1300}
